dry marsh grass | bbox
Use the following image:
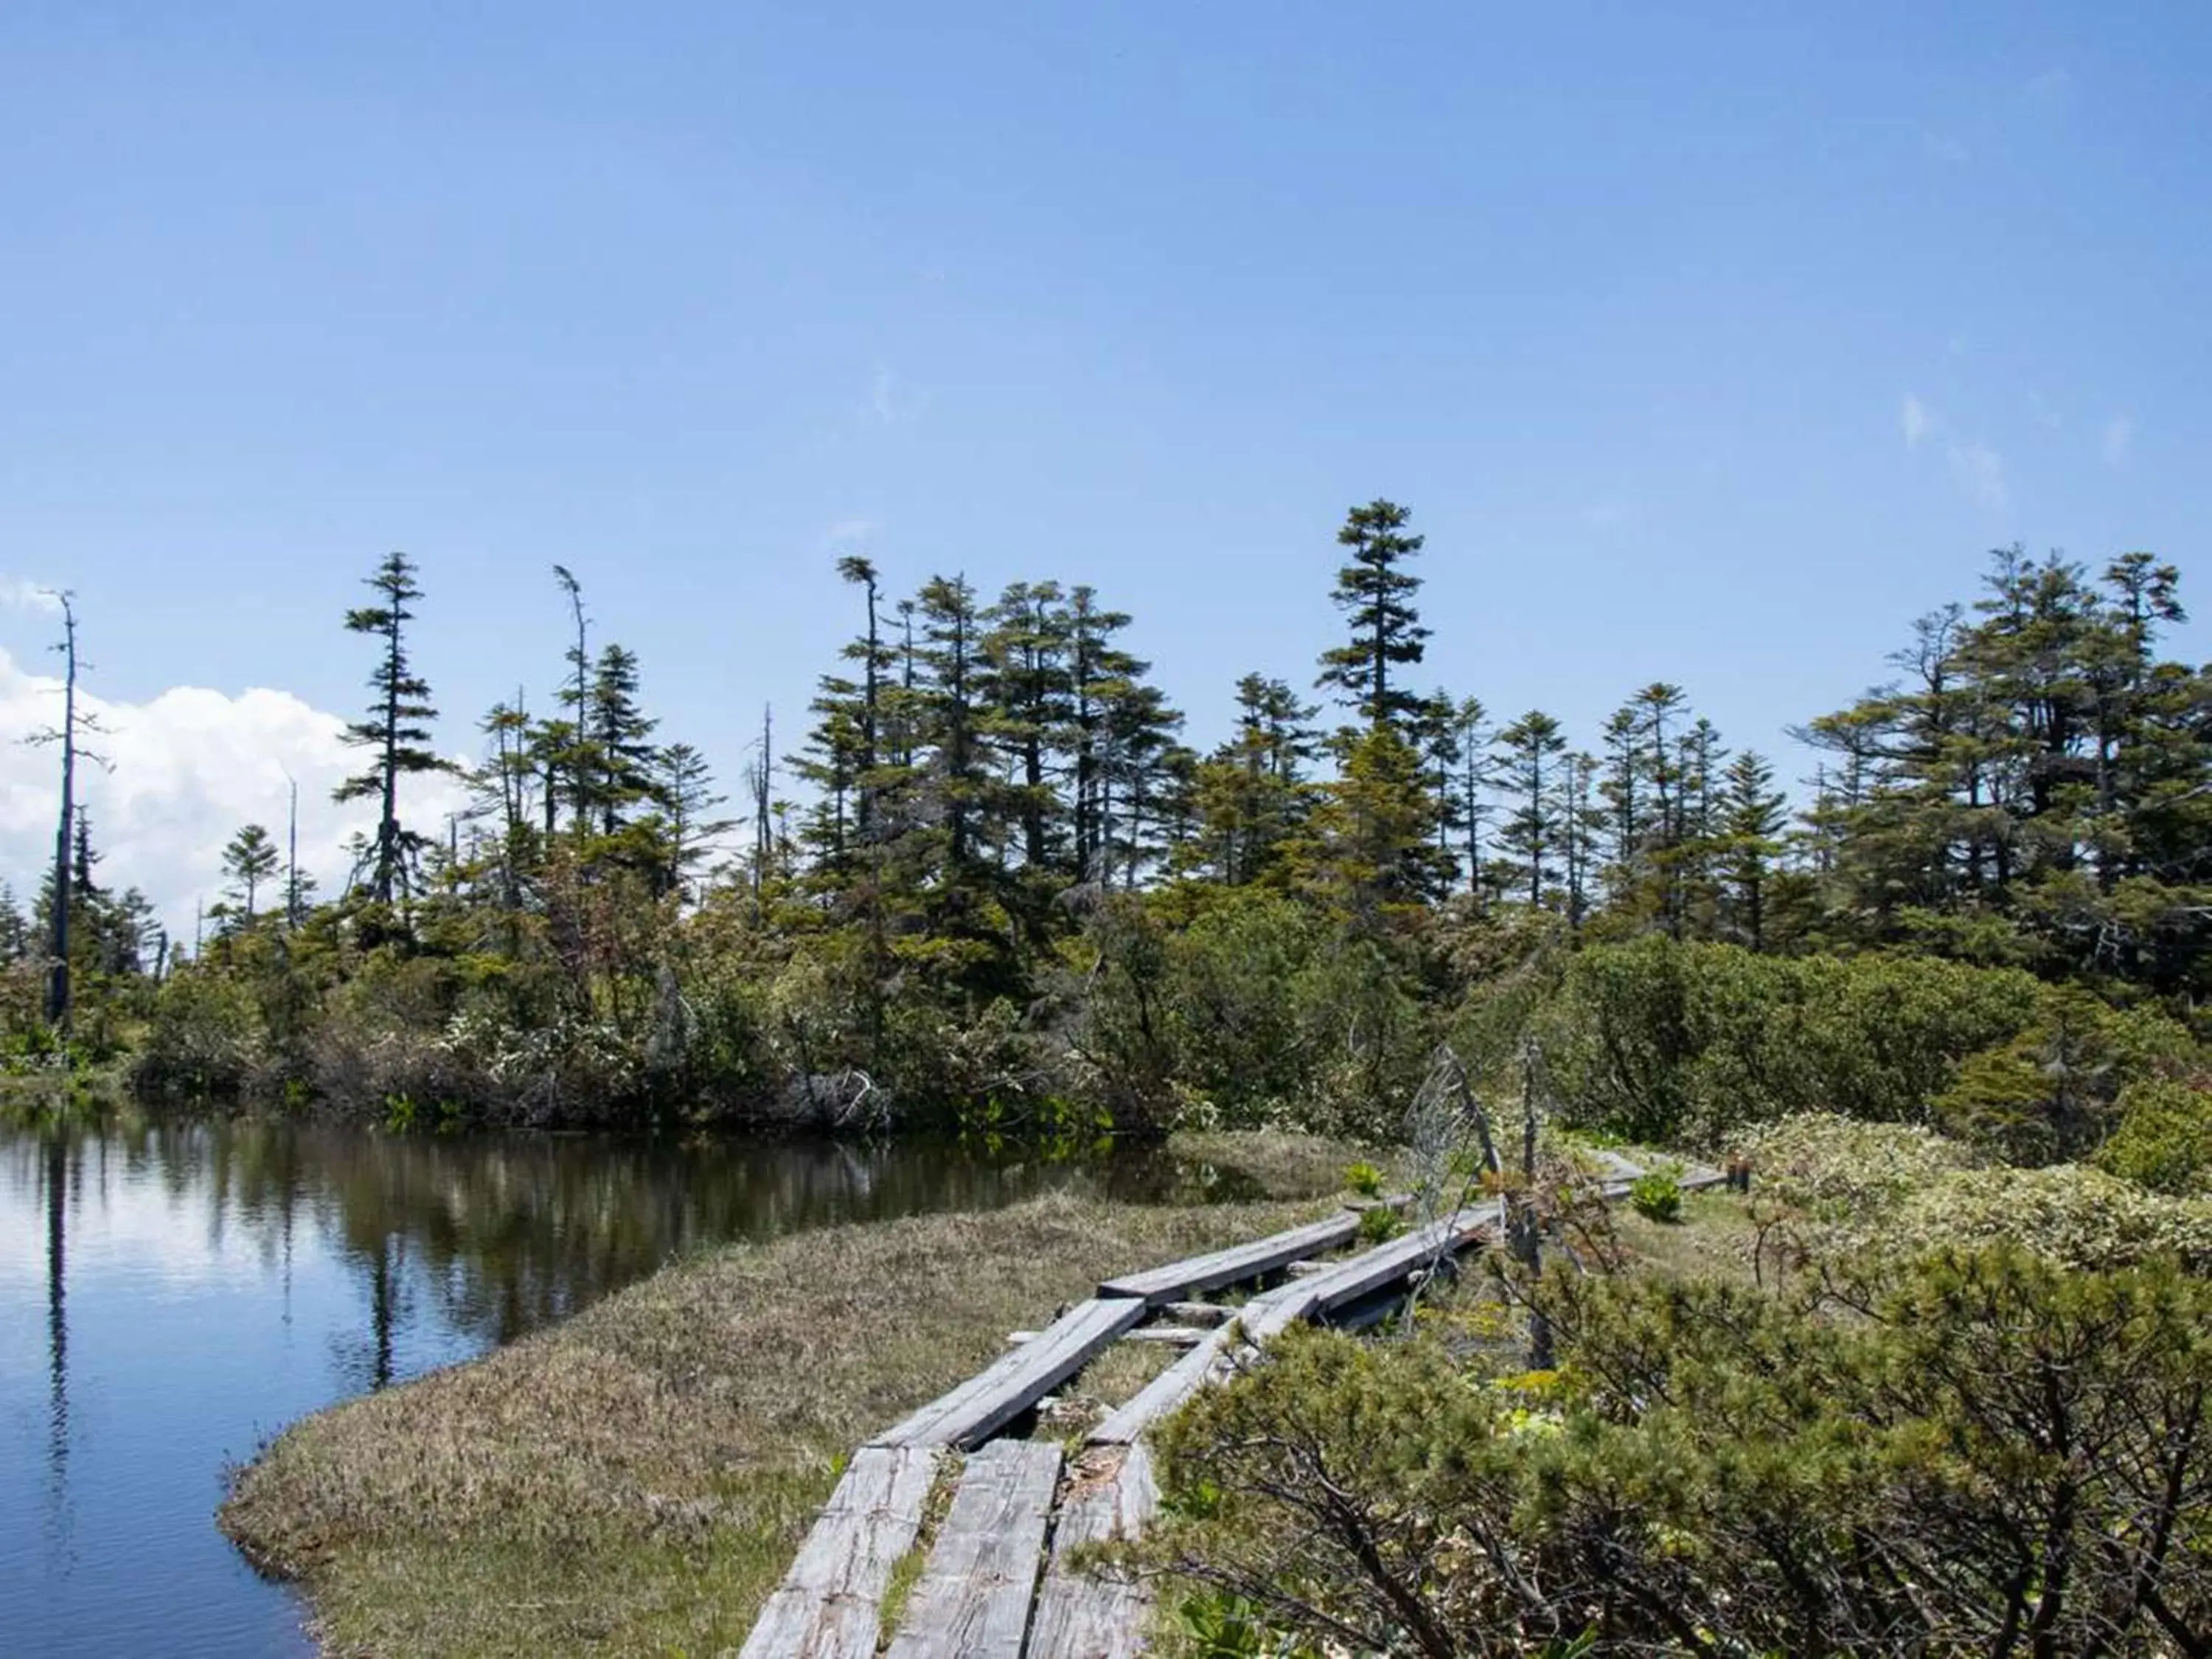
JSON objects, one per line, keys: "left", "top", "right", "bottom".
{"left": 223, "top": 1151, "right": 1343, "bottom": 1658}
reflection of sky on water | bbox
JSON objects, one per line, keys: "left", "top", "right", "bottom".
{"left": 0, "top": 1116, "right": 1223, "bottom": 1658}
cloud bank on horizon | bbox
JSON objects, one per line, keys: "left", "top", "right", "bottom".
{"left": 0, "top": 645, "right": 472, "bottom": 941}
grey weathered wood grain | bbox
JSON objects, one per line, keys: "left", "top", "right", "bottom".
{"left": 1245, "top": 1201, "right": 1506, "bottom": 1342}
{"left": 737, "top": 1444, "right": 936, "bottom": 1659}
{"left": 1087, "top": 1284, "right": 1299, "bottom": 1446}
{"left": 1096, "top": 1211, "right": 1363, "bottom": 1303}
{"left": 1028, "top": 1443, "right": 1162, "bottom": 1659}
{"left": 872, "top": 1297, "right": 1147, "bottom": 1450}
{"left": 883, "top": 1440, "right": 1062, "bottom": 1659}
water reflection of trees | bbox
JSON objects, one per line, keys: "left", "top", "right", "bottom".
{"left": 2, "top": 1116, "right": 1242, "bottom": 1381}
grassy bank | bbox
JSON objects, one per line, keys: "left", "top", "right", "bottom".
{"left": 220, "top": 1131, "right": 1370, "bottom": 1658}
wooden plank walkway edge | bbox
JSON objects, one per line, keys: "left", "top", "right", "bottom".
{"left": 1096, "top": 1210, "right": 1361, "bottom": 1303}
{"left": 737, "top": 1444, "right": 938, "bottom": 1659}
{"left": 872, "top": 1296, "right": 1147, "bottom": 1450}
{"left": 1091, "top": 1203, "right": 1506, "bottom": 1444}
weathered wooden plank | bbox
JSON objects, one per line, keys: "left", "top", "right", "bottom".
{"left": 1028, "top": 1443, "right": 1161, "bottom": 1659}
{"left": 872, "top": 1298, "right": 1147, "bottom": 1450}
{"left": 1095, "top": 1206, "right": 1506, "bottom": 1444}
{"left": 883, "top": 1440, "right": 1062, "bottom": 1659}
{"left": 1164, "top": 1301, "right": 1231, "bottom": 1326}
{"left": 1121, "top": 1324, "right": 1206, "bottom": 1347}
{"left": 1583, "top": 1148, "right": 1647, "bottom": 1183}
{"left": 1247, "top": 1201, "right": 1504, "bottom": 1342}
{"left": 1088, "top": 1284, "right": 1300, "bottom": 1446}
{"left": 1597, "top": 1164, "right": 1728, "bottom": 1203}
{"left": 1098, "top": 1211, "right": 1363, "bottom": 1303}
{"left": 737, "top": 1445, "right": 936, "bottom": 1659}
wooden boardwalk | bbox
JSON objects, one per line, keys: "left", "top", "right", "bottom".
{"left": 740, "top": 1152, "right": 1714, "bottom": 1656}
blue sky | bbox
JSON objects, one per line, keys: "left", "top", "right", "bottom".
{"left": 0, "top": 3, "right": 2206, "bottom": 921}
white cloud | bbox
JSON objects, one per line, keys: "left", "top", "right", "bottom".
{"left": 0, "top": 577, "right": 64, "bottom": 615}
{"left": 1947, "top": 440, "right": 2011, "bottom": 511}
{"left": 1900, "top": 393, "right": 1932, "bottom": 446}
{"left": 2101, "top": 415, "right": 2134, "bottom": 467}
{"left": 0, "top": 648, "right": 472, "bottom": 939}
{"left": 821, "top": 517, "right": 881, "bottom": 549}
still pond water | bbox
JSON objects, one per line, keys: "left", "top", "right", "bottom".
{"left": 0, "top": 1112, "right": 1234, "bottom": 1658}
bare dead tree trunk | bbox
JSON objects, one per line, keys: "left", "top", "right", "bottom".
{"left": 44, "top": 596, "right": 80, "bottom": 1037}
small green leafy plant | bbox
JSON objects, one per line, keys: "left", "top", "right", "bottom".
{"left": 1177, "top": 1590, "right": 1268, "bottom": 1657}
{"left": 1343, "top": 1160, "right": 1386, "bottom": 1198}
{"left": 1357, "top": 1203, "right": 1403, "bottom": 1244}
{"left": 1628, "top": 1169, "right": 1683, "bottom": 1223}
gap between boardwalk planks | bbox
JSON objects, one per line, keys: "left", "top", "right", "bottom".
{"left": 883, "top": 1440, "right": 1062, "bottom": 1659}
{"left": 1091, "top": 1202, "right": 1506, "bottom": 1445}
{"left": 1095, "top": 1210, "right": 1364, "bottom": 1303}
{"left": 872, "top": 1297, "right": 1147, "bottom": 1450}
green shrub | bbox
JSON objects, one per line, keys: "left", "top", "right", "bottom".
{"left": 1747, "top": 1113, "right": 1980, "bottom": 1219}
{"left": 1154, "top": 1253, "right": 2212, "bottom": 1657}
{"left": 1342, "top": 1160, "right": 1386, "bottom": 1198}
{"left": 2093, "top": 1079, "right": 2212, "bottom": 1197}
{"left": 1071, "top": 887, "right": 1437, "bottom": 1138}
{"left": 129, "top": 967, "right": 264, "bottom": 1099}
{"left": 1892, "top": 1165, "right": 2212, "bottom": 1272}
{"left": 1356, "top": 1203, "right": 1402, "bottom": 1245}
{"left": 1932, "top": 988, "right": 2194, "bottom": 1165}
{"left": 1531, "top": 937, "right": 2193, "bottom": 1152}
{"left": 1175, "top": 1590, "right": 1268, "bottom": 1657}
{"left": 1627, "top": 1169, "right": 1683, "bottom": 1223}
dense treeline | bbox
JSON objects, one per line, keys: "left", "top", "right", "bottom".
{"left": 4, "top": 504, "right": 2208, "bottom": 1149}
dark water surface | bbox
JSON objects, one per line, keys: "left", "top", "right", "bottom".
{"left": 0, "top": 1113, "right": 1227, "bottom": 1658}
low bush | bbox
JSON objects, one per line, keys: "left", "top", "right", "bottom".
{"left": 1532, "top": 937, "right": 2202, "bottom": 1158}
{"left": 1342, "top": 1160, "right": 1386, "bottom": 1197}
{"left": 1153, "top": 1249, "right": 2212, "bottom": 1657}
{"left": 128, "top": 967, "right": 263, "bottom": 1099}
{"left": 1891, "top": 1165, "right": 2212, "bottom": 1273}
{"left": 2096, "top": 1078, "right": 2212, "bottom": 1196}
{"left": 1745, "top": 1113, "right": 1980, "bottom": 1219}
{"left": 1626, "top": 1169, "right": 1682, "bottom": 1223}
{"left": 1534, "top": 938, "right": 2046, "bottom": 1147}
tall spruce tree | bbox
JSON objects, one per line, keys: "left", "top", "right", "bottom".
{"left": 221, "top": 824, "right": 279, "bottom": 921}
{"left": 334, "top": 552, "right": 445, "bottom": 905}
{"left": 1067, "top": 586, "right": 1140, "bottom": 880}
{"left": 979, "top": 580, "right": 1074, "bottom": 874}
{"left": 1719, "top": 748, "right": 1788, "bottom": 950}
{"left": 584, "top": 644, "right": 663, "bottom": 835}
{"left": 1804, "top": 546, "right": 2211, "bottom": 988}
{"left": 1495, "top": 711, "right": 1568, "bottom": 907}
{"left": 1316, "top": 498, "right": 1430, "bottom": 731}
